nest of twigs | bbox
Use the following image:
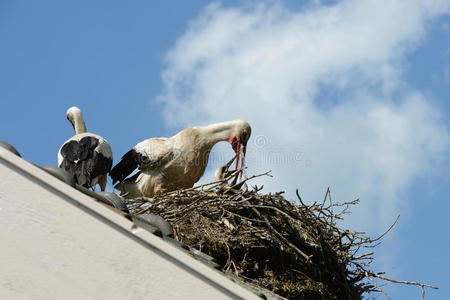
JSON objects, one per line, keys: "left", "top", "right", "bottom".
{"left": 127, "top": 170, "right": 437, "bottom": 300}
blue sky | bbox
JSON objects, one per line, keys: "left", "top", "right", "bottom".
{"left": 1, "top": 1, "right": 449, "bottom": 299}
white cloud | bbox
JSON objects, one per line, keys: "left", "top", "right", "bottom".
{"left": 156, "top": 0, "right": 450, "bottom": 232}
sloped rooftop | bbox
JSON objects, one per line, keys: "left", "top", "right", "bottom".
{"left": 0, "top": 142, "right": 272, "bottom": 300}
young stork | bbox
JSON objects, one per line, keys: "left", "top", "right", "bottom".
{"left": 58, "top": 106, "right": 113, "bottom": 191}
{"left": 110, "top": 120, "right": 251, "bottom": 198}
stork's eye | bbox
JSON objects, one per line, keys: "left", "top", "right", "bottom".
{"left": 242, "top": 131, "right": 248, "bottom": 140}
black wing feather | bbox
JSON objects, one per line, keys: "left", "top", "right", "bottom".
{"left": 59, "top": 136, "right": 112, "bottom": 188}
{"left": 61, "top": 140, "right": 81, "bottom": 162}
{"left": 60, "top": 140, "right": 81, "bottom": 182}
{"left": 109, "top": 149, "right": 140, "bottom": 184}
{"left": 91, "top": 151, "right": 113, "bottom": 179}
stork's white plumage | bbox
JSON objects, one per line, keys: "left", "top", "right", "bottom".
{"left": 58, "top": 107, "right": 113, "bottom": 191}
{"left": 110, "top": 120, "right": 251, "bottom": 198}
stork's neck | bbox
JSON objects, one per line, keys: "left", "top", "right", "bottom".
{"left": 199, "top": 120, "right": 237, "bottom": 148}
{"left": 72, "top": 114, "right": 87, "bottom": 135}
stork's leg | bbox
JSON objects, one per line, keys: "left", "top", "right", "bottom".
{"left": 98, "top": 174, "right": 107, "bottom": 192}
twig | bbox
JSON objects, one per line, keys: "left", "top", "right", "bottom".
{"left": 370, "top": 214, "right": 400, "bottom": 243}
{"left": 365, "top": 271, "right": 392, "bottom": 300}
{"left": 368, "top": 272, "right": 438, "bottom": 290}
{"left": 251, "top": 206, "right": 312, "bottom": 262}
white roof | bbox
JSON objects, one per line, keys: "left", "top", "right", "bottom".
{"left": 0, "top": 148, "right": 261, "bottom": 300}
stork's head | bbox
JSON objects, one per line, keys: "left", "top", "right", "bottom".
{"left": 66, "top": 106, "right": 82, "bottom": 125}
{"left": 228, "top": 120, "right": 251, "bottom": 170}
{"left": 66, "top": 106, "right": 86, "bottom": 134}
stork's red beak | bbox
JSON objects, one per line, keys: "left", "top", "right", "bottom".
{"left": 230, "top": 137, "right": 240, "bottom": 169}
{"left": 240, "top": 142, "right": 247, "bottom": 167}
{"left": 230, "top": 136, "right": 247, "bottom": 174}
{"left": 235, "top": 141, "right": 241, "bottom": 170}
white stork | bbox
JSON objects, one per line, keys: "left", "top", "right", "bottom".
{"left": 58, "top": 106, "right": 113, "bottom": 191}
{"left": 110, "top": 119, "right": 251, "bottom": 198}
